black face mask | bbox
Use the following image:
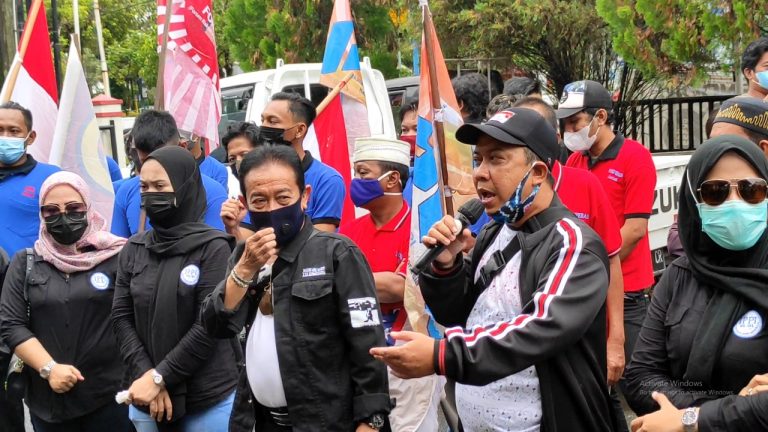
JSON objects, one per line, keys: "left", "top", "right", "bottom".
{"left": 249, "top": 199, "right": 305, "bottom": 246}
{"left": 259, "top": 126, "right": 296, "bottom": 146}
{"left": 141, "top": 192, "right": 177, "bottom": 227}
{"left": 231, "top": 160, "right": 240, "bottom": 178}
{"left": 45, "top": 213, "right": 88, "bottom": 245}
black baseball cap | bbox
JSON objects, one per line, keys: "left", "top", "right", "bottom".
{"left": 556, "top": 80, "right": 613, "bottom": 119}
{"left": 455, "top": 107, "right": 560, "bottom": 168}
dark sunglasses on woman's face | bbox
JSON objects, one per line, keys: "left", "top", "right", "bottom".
{"left": 697, "top": 178, "right": 768, "bottom": 206}
{"left": 40, "top": 202, "right": 88, "bottom": 222}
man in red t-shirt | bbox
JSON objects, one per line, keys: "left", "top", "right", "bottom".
{"left": 512, "top": 97, "right": 625, "bottom": 389}
{"left": 557, "top": 81, "right": 657, "bottom": 417}
{"left": 339, "top": 136, "right": 440, "bottom": 431}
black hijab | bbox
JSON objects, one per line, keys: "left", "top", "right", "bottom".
{"left": 679, "top": 135, "right": 768, "bottom": 386}
{"left": 141, "top": 146, "right": 234, "bottom": 423}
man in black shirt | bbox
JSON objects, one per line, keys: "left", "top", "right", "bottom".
{"left": 202, "top": 145, "right": 391, "bottom": 432}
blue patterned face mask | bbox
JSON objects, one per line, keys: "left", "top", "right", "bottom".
{"left": 492, "top": 164, "right": 540, "bottom": 225}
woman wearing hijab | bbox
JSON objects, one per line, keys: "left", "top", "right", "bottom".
{"left": 0, "top": 171, "right": 129, "bottom": 432}
{"left": 111, "top": 146, "right": 238, "bottom": 432}
{"left": 625, "top": 135, "right": 768, "bottom": 432}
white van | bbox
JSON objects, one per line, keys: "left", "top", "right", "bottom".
{"left": 219, "top": 57, "right": 397, "bottom": 138}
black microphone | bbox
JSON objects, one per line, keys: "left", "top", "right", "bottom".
{"left": 411, "top": 198, "right": 485, "bottom": 277}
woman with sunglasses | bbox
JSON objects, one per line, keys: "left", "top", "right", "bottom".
{"left": 0, "top": 171, "right": 129, "bottom": 432}
{"left": 111, "top": 146, "right": 238, "bottom": 432}
{"left": 625, "top": 135, "right": 768, "bottom": 432}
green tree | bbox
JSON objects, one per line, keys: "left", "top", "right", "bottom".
{"left": 220, "top": 0, "right": 401, "bottom": 78}
{"left": 427, "top": 0, "right": 624, "bottom": 96}
{"left": 596, "top": 0, "right": 768, "bottom": 84}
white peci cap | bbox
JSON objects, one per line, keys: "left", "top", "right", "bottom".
{"left": 353, "top": 135, "right": 411, "bottom": 167}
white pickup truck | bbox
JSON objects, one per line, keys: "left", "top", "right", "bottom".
{"left": 219, "top": 57, "right": 397, "bottom": 139}
{"left": 649, "top": 154, "right": 690, "bottom": 275}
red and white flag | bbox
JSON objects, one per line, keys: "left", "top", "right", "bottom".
{"left": 157, "top": 0, "right": 221, "bottom": 153}
{"left": 304, "top": 0, "right": 369, "bottom": 225}
{"left": 0, "top": 0, "right": 58, "bottom": 163}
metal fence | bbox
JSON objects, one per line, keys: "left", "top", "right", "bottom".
{"left": 616, "top": 95, "right": 735, "bottom": 153}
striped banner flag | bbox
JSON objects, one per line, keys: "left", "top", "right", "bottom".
{"left": 49, "top": 38, "right": 114, "bottom": 227}
{"left": 0, "top": 0, "right": 58, "bottom": 163}
{"left": 404, "top": 3, "right": 476, "bottom": 334}
{"left": 157, "top": 0, "right": 221, "bottom": 153}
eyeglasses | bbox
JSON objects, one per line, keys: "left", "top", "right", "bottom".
{"left": 40, "top": 202, "right": 88, "bottom": 222}
{"left": 697, "top": 178, "right": 768, "bottom": 206}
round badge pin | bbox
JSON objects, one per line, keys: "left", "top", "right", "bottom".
{"left": 733, "top": 310, "right": 763, "bottom": 339}
{"left": 90, "top": 272, "right": 110, "bottom": 290}
{"left": 180, "top": 264, "right": 201, "bottom": 285}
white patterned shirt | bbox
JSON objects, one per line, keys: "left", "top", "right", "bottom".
{"left": 455, "top": 225, "right": 542, "bottom": 431}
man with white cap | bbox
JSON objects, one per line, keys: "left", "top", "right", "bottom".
{"left": 340, "top": 136, "right": 441, "bottom": 432}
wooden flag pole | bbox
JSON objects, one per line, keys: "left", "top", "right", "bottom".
{"left": 155, "top": 0, "right": 173, "bottom": 110}
{"left": 316, "top": 71, "right": 355, "bottom": 116}
{"left": 0, "top": 0, "right": 43, "bottom": 103}
{"left": 422, "top": 3, "right": 454, "bottom": 216}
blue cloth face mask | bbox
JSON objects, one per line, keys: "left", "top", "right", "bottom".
{"left": 697, "top": 200, "right": 767, "bottom": 250}
{"left": 754, "top": 70, "right": 768, "bottom": 90}
{"left": 492, "top": 165, "right": 540, "bottom": 225}
{"left": 0, "top": 134, "right": 28, "bottom": 165}
{"left": 350, "top": 170, "right": 401, "bottom": 207}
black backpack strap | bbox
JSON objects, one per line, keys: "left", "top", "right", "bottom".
{"left": 475, "top": 234, "right": 522, "bottom": 292}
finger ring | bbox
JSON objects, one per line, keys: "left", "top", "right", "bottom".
{"left": 748, "top": 388, "right": 755, "bottom": 396}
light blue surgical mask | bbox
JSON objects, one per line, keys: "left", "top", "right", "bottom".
{"left": 0, "top": 135, "right": 28, "bottom": 165}
{"left": 697, "top": 200, "right": 767, "bottom": 250}
{"left": 754, "top": 71, "right": 768, "bottom": 90}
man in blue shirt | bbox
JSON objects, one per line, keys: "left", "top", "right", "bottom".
{"left": 0, "top": 102, "right": 60, "bottom": 255}
{"left": 258, "top": 92, "right": 345, "bottom": 232}
{"left": 179, "top": 129, "right": 229, "bottom": 191}
{"left": 111, "top": 110, "right": 226, "bottom": 237}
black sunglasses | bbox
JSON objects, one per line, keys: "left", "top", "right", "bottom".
{"left": 697, "top": 178, "right": 768, "bottom": 206}
{"left": 40, "top": 202, "right": 88, "bottom": 222}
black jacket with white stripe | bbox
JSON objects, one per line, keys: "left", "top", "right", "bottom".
{"left": 421, "top": 197, "right": 617, "bottom": 432}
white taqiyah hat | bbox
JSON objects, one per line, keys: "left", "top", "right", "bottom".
{"left": 353, "top": 135, "right": 411, "bottom": 167}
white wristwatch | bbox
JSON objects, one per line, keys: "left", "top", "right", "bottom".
{"left": 151, "top": 369, "right": 164, "bottom": 387}
{"left": 39, "top": 360, "right": 56, "bottom": 380}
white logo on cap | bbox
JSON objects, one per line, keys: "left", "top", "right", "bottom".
{"left": 559, "top": 81, "right": 587, "bottom": 107}
{"left": 733, "top": 310, "right": 763, "bottom": 339}
{"left": 488, "top": 110, "right": 516, "bottom": 124}
{"left": 90, "top": 272, "right": 110, "bottom": 290}
{"left": 180, "top": 264, "right": 201, "bottom": 286}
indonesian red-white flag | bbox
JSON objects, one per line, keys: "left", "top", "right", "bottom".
{"left": 157, "top": 0, "right": 221, "bottom": 153}
{"left": 0, "top": 0, "right": 58, "bottom": 163}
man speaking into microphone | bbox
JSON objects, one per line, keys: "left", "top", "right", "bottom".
{"left": 371, "top": 108, "right": 616, "bottom": 431}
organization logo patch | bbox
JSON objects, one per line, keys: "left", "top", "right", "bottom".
{"left": 180, "top": 264, "right": 201, "bottom": 285}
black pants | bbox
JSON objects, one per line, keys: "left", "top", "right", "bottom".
{"left": 0, "top": 353, "right": 26, "bottom": 432}
{"left": 614, "top": 290, "right": 651, "bottom": 432}
{"left": 30, "top": 401, "right": 132, "bottom": 432}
